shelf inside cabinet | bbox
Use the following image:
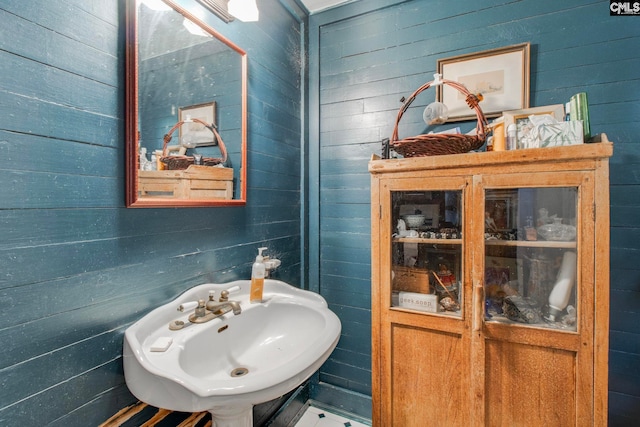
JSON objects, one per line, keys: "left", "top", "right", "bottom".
{"left": 393, "top": 237, "right": 463, "bottom": 245}
{"left": 485, "top": 239, "right": 576, "bottom": 249}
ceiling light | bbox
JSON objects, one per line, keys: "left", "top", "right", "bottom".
{"left": 228, "top": 0, "right": 259, "bottom": 22}
{"left": 140, "top": 0, "right": 172, "bottom": 11}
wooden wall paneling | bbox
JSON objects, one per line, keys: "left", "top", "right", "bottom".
{"left": 319, "top": 203, "right": 370, "bottom": 221}
{"left": 0, "top": 131, "right": 119, "bottom": 178}
{"left": 321, "top": 354, "right": 372, "bottom": 395}
{"left": 0, "top": 0, "right": 306, "bottom": 423}
{"left": 321, "top": 296, "right": 371, "bottom": 318}
{"left": 249, "top": 153, "right": 301, "bottom": 187}
{"left": 0, "top": 91, "right": 119, "bottom": 147}
{"left": 609, "top": 393, "right": 640, "bottom": 427}
{"left": 0, "top": 218, "right": 266, "bottom": 290}
{"left": 56, "top": 385, "right": 142, "bottom": 427}
{"left": 310, "top": 381, "right": 372, "bottom": 420}
{"left": 320, "top": 188, "right": 370, "bottom": 205}
{"left": 310, "top": 0, "right": 639, "bottom": 424}
{"left": 0, "top": 358, "right": 127, "bottom": 425}
{"left": 0, "top": 254, "right": 214, "bottom": 332}
{"left": 0, "top": 6, "right": 118, "bottom": 86}
{"left": 0, "top": 52, "right": 117, "bottom": 118}
{"left": 0, "top": 207, "right": 286, "bottom": 257}
{"left": 0, "top": 276, "right": 204, "bottom": 373}
{"left": 326, "top": 346, "right": 372, "bottom": 372}
{"left": 321, "top": 217, "right": 371, "bottom": 235}
{"left": 321, "top": 240, "right": 370, "bottom": 263}
{"left": 0, "top": 329, "right": 125, "bottom": 409}
{"left": 320, "top": 157, "right": 373, "bottom": 176}
{"left": 320, "top": 259, "right": 370, "bottom": 281}
{"left": 0, "top": 171, "right": 119, "bottom": 209}
{"left": 609, "top": 143, "right": 640, "bottom": 186}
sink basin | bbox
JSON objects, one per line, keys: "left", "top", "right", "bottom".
{"left": 123, "top": 280, "right": 341, "bottom": 427}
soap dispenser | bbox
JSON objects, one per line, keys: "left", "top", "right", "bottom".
{"left": 250, "top": 247, "right": 267, "bottom": 303}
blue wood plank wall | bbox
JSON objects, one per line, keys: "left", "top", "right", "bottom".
{"left": 308, "top": 0, "right": 640, "bottom": 424}
{"left": 0, "top": 0, "right": 307, "bottom": 425}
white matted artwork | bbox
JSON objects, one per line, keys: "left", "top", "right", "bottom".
{"left": 503, "top": 104, "right": 565, "bottom": 149}
{"left": 437, "top": 43, "right": 530, "bottom": 121}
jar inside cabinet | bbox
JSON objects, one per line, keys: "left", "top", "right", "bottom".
{"left": 390, "top": 190, "right": 463, "bottom": 317}
{"left": 484, "top": 187, "right": 578, "bottom": 331}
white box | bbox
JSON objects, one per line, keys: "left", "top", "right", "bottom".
{"left": 397, "top": 291, "right": 439, "bottom": 313}
{"left": 537, "top": 121, "right": 583, "bottom": 147}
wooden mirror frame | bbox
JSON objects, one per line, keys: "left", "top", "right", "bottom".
{"left": 125, "top": 0, "right": 247, "bottom": 207}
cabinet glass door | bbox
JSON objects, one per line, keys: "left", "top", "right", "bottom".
{"left": 391, "top": 190, "right": 463, "bottom": 317}
{"left": 484, "top": 187, "right": 578, "bottom": 331}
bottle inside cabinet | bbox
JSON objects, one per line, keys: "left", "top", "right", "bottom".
{"left": 390, "top": 190, "right": 463, "bottom": 317}
{"left": 484, "top": 187, "right": 579, "bottom": 331}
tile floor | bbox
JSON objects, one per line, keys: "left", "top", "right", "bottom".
{"left": 294, "top": 405, "right": 369, "bottom": 427}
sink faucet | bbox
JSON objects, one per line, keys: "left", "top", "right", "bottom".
{"left": 188, "top": 289, "right": 242, "bottom": 324}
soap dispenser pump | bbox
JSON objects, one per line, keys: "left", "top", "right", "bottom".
{"left": 250, "top": 247, "right": 267, "bottom": 303}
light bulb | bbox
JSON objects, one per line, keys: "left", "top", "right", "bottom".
{"left": 228, "top": 0, "right": 259, "bottom": 22}
{"left": 140, "top": 0, "right": 172, "bottom": 11}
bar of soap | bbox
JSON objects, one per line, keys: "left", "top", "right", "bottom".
{"left": 150, "top": 337, "right": 173, "bottom": 352}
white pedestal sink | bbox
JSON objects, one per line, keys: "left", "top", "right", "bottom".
{"left": 123, "top": 280, "right": 341, "bottom": 427}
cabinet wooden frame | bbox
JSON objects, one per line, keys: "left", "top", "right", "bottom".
{"left": 370, "top": 142, "right": 612, "bottom": 427}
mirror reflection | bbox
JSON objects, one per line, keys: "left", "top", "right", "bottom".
{"left": 126, "top": 0, "right": 247, "bottom": 207}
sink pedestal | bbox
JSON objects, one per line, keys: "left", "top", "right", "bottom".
{"left": 210, "top": 404, "right": 253, "bottom": 427}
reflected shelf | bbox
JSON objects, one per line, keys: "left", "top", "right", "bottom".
{"left": 485, "top": 239, "right": 577, "bottom": 249}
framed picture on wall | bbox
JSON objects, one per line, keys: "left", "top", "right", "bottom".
{"left": 437, "top": 43, "right": 530, "bottom": 121}
{"left": 179, "top": 101, "right": 217, "bottom": 146}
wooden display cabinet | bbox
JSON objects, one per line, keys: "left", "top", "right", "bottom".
{"left": 369, "top": 142, "right": 612, "bottom": 426}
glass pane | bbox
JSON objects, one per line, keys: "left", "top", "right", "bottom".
{"left": 484, "top": 187, "right": 578, "bottom": 331}
{"left": 391, "top": 191, "right": 463, "bottom": 317}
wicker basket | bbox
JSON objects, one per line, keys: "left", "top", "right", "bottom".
{"left": 160, "top": 118, "right": 228, "bottom": 170}
{"left": 390, "top": 78, "right": 488, "bottom": 157}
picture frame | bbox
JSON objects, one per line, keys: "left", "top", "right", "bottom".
{"left": 485, "top": 189, "right": 518, "bottom": 232}
{"left": 437, "top": 43, "right": 530, "bottom": 121}
{"left": 503, "top": 104, "right": 565, "bottom": 149}
{"left": 178, "top": 101, "right": 217, "bottom": 146}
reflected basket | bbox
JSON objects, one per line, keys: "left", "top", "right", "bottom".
{"left": 160, "top": 118, "right": 228, "bottom": 170}
{"left": 390, "top": 78, "right": 488, "bottom": 157}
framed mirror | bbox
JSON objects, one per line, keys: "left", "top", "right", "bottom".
{"left": 126, "top": 0, "right": 247, "bottom": 207}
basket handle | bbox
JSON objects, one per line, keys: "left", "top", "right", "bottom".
{"left": 391, "top": 78, "right": 488, "bottom": 144}
{"left": 162, "top": 118, "right": 228, "bottom": 164}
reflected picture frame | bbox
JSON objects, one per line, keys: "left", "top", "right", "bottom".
{"left": 437, "top": 43, "right": 530, "bottom": 121}
{"left": 485, "top": 189, "right": 518, "bottom": 231}
{"left": 179, "top": 101, "right": 218, "bottom": 146}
